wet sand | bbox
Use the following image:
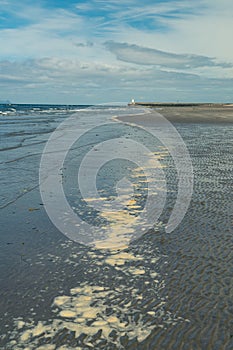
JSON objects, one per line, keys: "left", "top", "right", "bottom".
{"left": 1, "top": 105, "right": 233, "bottom": 349}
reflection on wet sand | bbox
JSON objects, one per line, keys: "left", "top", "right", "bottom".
{"left": 6, "top": 153, "right": 186, "bottom": 349}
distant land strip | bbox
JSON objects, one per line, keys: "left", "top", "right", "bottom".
{"left": 128, "top": 102, "right": 233, "bottom": 107}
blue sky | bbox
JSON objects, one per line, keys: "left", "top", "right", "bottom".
{"left": 0, "top": 0, "right": 233, "bottom": 104}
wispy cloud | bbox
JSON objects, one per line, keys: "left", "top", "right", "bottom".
{"left": 105, "top": 41, "right": 232, "bottom": 70}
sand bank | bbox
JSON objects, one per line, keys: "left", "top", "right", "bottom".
{"left": 121, "top": 105, "right": 233, "bottom": 124}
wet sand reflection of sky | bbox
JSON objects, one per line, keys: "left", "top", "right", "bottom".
{"left": 6, "top": 154, "right": 187, "bottom": 349}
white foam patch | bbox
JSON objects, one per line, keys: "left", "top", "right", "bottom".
{"left": 7, "top": 247, "right": 187, "bottom": 349}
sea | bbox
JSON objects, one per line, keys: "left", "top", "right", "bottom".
{"left": 0, "top": 104, "right": 232, "bottom": 349}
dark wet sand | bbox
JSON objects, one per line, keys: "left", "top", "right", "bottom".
{"left": 117, "top": 106, "right": 233, "bottom": 349}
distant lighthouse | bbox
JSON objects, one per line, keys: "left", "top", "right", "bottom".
{"left": 128, "top": 98, "right": 136, "bottom": 106}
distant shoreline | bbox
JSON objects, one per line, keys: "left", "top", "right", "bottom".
{"left": 128, "top": 102, "right": 233, "bottom": 108}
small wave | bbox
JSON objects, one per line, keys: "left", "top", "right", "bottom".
{"left": 0, "top": 104, "right": 140, "bottom": 118}
{"left": 0, "top": 108, "right": 17, "bottom": 116}
{"left": 0, "top": 104, "right": 93, "bottom": 117}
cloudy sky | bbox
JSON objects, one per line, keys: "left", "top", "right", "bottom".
{"left": 0, "top": 0, "right": 233, "bottom": 104}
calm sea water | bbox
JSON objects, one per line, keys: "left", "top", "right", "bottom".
{"left": 0, "top": 104, "right": 232, "bottom": 349}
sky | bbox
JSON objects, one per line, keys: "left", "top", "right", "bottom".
{"left": 0, "top": 0, "right": 233, "bottom": 104}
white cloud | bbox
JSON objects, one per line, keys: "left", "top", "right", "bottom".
{"left": 105, "top": 41, "right": 232, "bottom": 70}
{"left": 1, "top": 57, "right": 233, "bottom": 104}
{"left": 0, "top": 0, "right": 233, "bottom": 102}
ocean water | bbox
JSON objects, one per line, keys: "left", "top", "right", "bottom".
{"left": 0, "top": 104, "right": 232, "bottom": 349}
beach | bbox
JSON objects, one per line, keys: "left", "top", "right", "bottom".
{"left": 0, "top": 104, "right": 232, "bottom": 349}
{"left": 122, "top": 105, "right": 233, "bottom": 124}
